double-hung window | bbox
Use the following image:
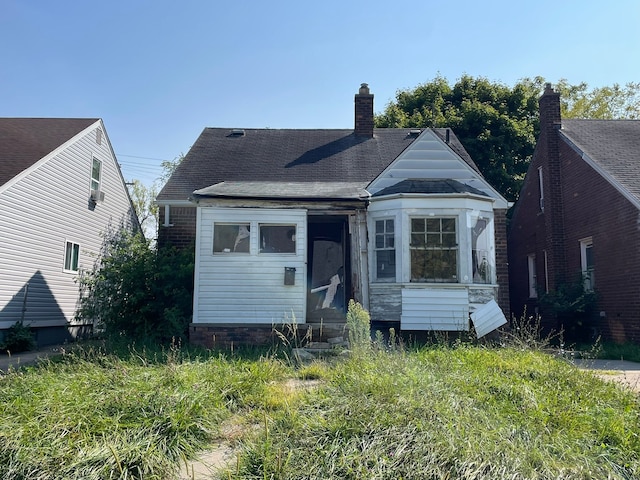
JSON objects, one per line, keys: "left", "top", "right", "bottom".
{"left": 374, "top": 219, "right": 395, "bottom": 280}
{"left": 527, "top": 254, "right": 537, "bottom": 298}
{"left": 64, "top": 241, "right": 80, "bottom": 273}
{"left": 410, "top": 217, "right": 457, "bottom": 283}
{"left": 580, "top": 238, "right": 594, "bottom": 291}
{"left": 91, "top": 157, "right": 102, "bottom": 192}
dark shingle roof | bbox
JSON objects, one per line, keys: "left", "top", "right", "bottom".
{"left": 373, "top": 179, "right": 488, "bottom": 197}
{"left": 0, "top": 118, "right": 97, "bottom": 187}
{"left": 193, "top": 181, "right": 369, "bottom": 200}
{"left": 560, "top": 119, "right": 640, "bottom": 203}
{"left": 158, "top": 127, "right": 481, "bottom": 201}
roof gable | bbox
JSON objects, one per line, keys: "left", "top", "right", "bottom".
{"left": 0, "top": 118, "right": 98, "bottom": 187}
{"left": 367, "top": 129, "right": 507, "bottom": 207}
{"left": 560, "top": 119, "right": 640, "bottom": 207}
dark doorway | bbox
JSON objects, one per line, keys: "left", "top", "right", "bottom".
{"left": 307, "top": 216, "right": 350, "bottom": 323}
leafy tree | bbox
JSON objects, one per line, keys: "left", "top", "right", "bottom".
{"left": 557, "top": 80, "right": 640, "bottom": 119}
{"left": 376, "top": 75, "right": 640, "bottom": 200}
{"left": 127, "top": 179, "right": 158, "bottom": 240}
{"left": 126, "top": 153, "right": 184, "bottom": 243}
{"left": 75, "top": 229, "right": 194, "bottom": 343}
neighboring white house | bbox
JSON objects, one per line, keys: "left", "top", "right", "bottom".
{"left": 0, "top": 118, "right": 138, "bottom": 346}
{"left": 157, "top": 85, "right": 510, "bottom": 348}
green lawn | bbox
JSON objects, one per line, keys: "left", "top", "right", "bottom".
{"left": 0, "top": 342, "right": 638, "bottom": 479}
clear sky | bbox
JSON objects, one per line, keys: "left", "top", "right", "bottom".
{"left": 2, "top": 0, "right": 639, "bottom": 188}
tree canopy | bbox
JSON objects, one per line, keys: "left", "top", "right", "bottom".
{"left": 375, "top": 75, "right": 640, "bottom": 201}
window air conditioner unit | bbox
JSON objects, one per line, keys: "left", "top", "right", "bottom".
{"left": 90, "top": 189, "right": 105, "bottom": 203}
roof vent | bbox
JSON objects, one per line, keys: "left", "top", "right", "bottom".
{"left": 230, "top": 129, "right": 245, "bottom": 136}
{"left": 408, "top": 129, "right": 421, "bottom": 136}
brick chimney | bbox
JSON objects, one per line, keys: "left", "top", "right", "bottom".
{"left": 539, "top": 83, "right": 561, "bottom": 136}
{"left": 538, "top": 83, "right": 567, "bottom": 286}
{"left": 354, "top": 83, "right": 374, "bottom": 137}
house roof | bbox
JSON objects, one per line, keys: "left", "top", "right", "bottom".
{"left": 0, "top": 118, "right": 98, "bottom": 187}
{"left": 157, "top": 127, "right": 482, "bottom": 202}
{"left": 194, "top": 181, "right": 369, "bottom": 200}
{"left": 560, "top": 119, "right": 640, "bottom": 204}
{"left": 372, "top": 179, "right": 489, "bottom": 197}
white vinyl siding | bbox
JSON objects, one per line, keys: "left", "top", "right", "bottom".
{"left": 193, "top": 207, "right": 307, "bottom": 325}
{"left": 401, "top": 288, "right": 470, "bottom": 331}
{"left": 0, "top": 121, "right": 137, "bottom": 329}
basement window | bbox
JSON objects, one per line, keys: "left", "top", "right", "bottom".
{"left": 259, "top": 225, "right": 296, "bottom": 253}
{"left": 214, "top": 224, "right": 250, "bottom": 253}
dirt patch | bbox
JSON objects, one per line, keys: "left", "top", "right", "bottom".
{"left": 179, "top": 379, "right": 322, "bottom": 479}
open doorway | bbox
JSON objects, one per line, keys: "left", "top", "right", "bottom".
{"left": 307, "top": 216, "right": 350, "bottom": 323}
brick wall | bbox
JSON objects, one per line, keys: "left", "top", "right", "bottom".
{"left": 494, "top": 208, "right": 510, "bottom": 317}
{"left": 157, "top": 205, "right": 197, "bottom": 248}
{"left": 559, "top": 141, "right": 640, "bottom": 343}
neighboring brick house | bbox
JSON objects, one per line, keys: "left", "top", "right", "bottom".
{"left": 157, "top": 85, "right": 510, "bottom": 348}
{"left": 509, "top": 84, "right": 640, "bottom": 343}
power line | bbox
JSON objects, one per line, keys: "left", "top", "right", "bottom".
{"left": 116, "top": 153, "right": 173, "bottom": 162}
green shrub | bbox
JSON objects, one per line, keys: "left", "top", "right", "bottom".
{"left": 75, "top": 230, "right": 194, "bottom": 344}
{"left": 1, "top": 321, "right": 35, "bottom": 353}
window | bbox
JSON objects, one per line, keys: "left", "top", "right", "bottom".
{"left": 91, "top": 157, "right": 102, "bottom": 192}
{"left": 259, "top": 225, "right": 296, "bottom": 253}
{"left": 538, "top": 166, "right": 544, "bottom": 212}
{"left": 527, "top": 254, "right": 537, "bottom": 298}
{"left": 471, "top": 217, "right": 492, "bottom": 284}
{"left": 374, "top": 219, "right": 395, "bottom": 280}
{"left": 580, "top": 238, "right": 594, "bottom": 291}
{"left": 410, "top": 217, "right": 457, "bottom": 282}
{"left": 64, "top": 241, "right": 80, "bottom": 273}
{"left": 213, "top": 223, "right": 250, "bottom": 253}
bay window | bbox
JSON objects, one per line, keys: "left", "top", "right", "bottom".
{"left": 410, "top": 217, "right": 458, "bottom": 283}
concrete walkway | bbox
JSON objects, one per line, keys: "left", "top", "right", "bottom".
{"left": 0, "top": 344, "right": 68, "bottom": 373}
{"left": 572, "top": 358, "right": 640, "bottom": 393}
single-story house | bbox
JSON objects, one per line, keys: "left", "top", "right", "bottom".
{"left": 157, "top": 84, "right": 510, "bottom": 347}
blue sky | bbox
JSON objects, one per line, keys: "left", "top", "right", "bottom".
{"left": 2, "top": 0, "right": 639, "bottom": 188}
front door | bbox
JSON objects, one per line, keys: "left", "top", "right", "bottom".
{"left": 307, "top": 216, "right": 350, "bottom": 323}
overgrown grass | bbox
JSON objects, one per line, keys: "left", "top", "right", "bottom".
{"left": 1, "top": 340, "right": 638, "bottom": 479}
{"left": 0, "top": 343, "right": 288, "bottom": 479}
{"left": 230, "top": 346, "right": 640, "bottom": 479}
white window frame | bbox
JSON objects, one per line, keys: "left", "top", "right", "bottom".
{"left": 63, "top": 241, "right": 80, "bottom": 273}
{"left": 374, "top": 218, "right": 396, "bottom": 281}
{"left": 91, "top": 156, "right": 102, "bottom": 192}
{"left": 409, "top": 216, "right": 458, "bottom": 283}
{"left": 213, "top": 223, "right": 251, "bottom": 254}
{"left": 580, "top": 237, "right": 594, "bottom": 291}
{"left": 258, "top": 224, "right": 297, "bottom": 254}
{"left": 538, "top": 166, "right": 544, "bottom": 212}
{"left": 527, "top": 254, "right": 537, "bottom": 298}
